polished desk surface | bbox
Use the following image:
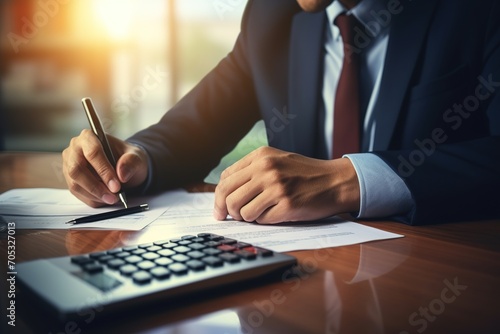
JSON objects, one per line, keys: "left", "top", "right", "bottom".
{"left": 1, "top": 152, "right": 499, "bottom": 334}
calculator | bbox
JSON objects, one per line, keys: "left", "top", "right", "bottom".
{"left": 17, "top": 233, "right": 297, "bottom": 322}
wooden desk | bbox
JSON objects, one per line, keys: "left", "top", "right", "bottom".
{"left": 1, "top": 152, "right": 499, "bottom": 334}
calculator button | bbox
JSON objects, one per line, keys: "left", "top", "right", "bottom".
{"left": 168, "top": 263, "right": 188, "bottom": 275}
{"left": 154, "top": 258, "right": 174, "bottom": 266}
{"left": 153, "top": 240, "right": 170, "bottom": 246}
{"left": 243, "top": 247, "right": 274, "bottom": 257}
{"left": 138, "top": 243, "right": 153, "bottom": 249}
{"left": 220, "top": 238, "right": 237, "bottom": 245}
{"left": 256, "top": 248, "right": 274, "bottom": 257}
{"left": 89, "top": 252, "right": 107, "bottom": 259}
{"left": 218, "top": 245, "right": 236, "bottom": 252}
{"left": 157, "top": 249, "right": 175, "bottom": 257}
{"left": 203, "top": 248, "right": 222, "bottom": 256}
{"left": 137, "top": 261, "right": 156, "bottom": 271}
{"left": 142, "top": 252, "right": 160, "bottom": 260}
{"left": 186, "top": 260, "right": 205, "bottom": 271}
{"left": 188, "top": 243, "right": 206, "bottom": 250}
{"left": 107, "top": 259, "right": 126, "bottom": 269}
{"left": 131, "top": 249, "right": 147, "bottom": 255}
{"left": 191, "top": 237, "right": 205, "bottom": 243}
{"left": 202, "top": 256, "right": 223, "bottom": 267}
{"left": 120, "top": 264, "right": 138, "bottom": 276}
{"left": 206, "top": 234, "right": 224, "bottom": 241}
{"left": 84, "top": 263, "right": 103, "bottom": 273}
{"left": 97, "top": 255, "right": 115, "bottom": 263}
{"left": 234, "top": 250, "right": 257, "bottom": 260}
{"left": 132, "top": 271, "right": 152, "bottom": 284}
{"left": 173, "top": 246, "right": 191, "bottom": 253}
{"left": 187, "top": 251, "right": 205, "bottom": 259}
{"left": 219, "top": 253, "right": 240, "bottom": 263}
{"left": 115, "top": 251, "right": 131, "bottom": 258}
{"left": 71, "top": 256, "right": 93, "bottom": 266}
{"left": 150, "top": 267, "right": 171, "bottom": 279}
{"left": 146, "top": 246, "right": 162, "bottom": 252}
{"left": 171, "top": 254, "right": 190, "bottom": 262}
{"left": 233, "top": 242, "right": 252, "bottom": 249}
{"left": 204, "top": 241, "right": 221, "bottom": 247}
{"left": 124, "top": 255, "right": 143, "bottom": 264}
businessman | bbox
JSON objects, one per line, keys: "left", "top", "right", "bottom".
{"left": 62, "top": 0, "right": 500, "bottom": 225}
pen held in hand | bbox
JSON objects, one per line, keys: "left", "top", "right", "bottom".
{"left": 65, "top": 204, "right": 149, "bottom": 225}
{"left": 82, "top": 97, "right": 128, "bottom": 209}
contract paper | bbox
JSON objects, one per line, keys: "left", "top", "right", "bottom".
{"left": 0, "top": 188, "right": 403, "bottom": 251}
{"left": 145, "top": 191, "right": 404, "bottom": 252}
{"left": 0, "top": 188, "right": 181, "bottom": 231}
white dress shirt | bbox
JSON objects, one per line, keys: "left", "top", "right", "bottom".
{"left": 323, "top": 0, "right": 413, "bottom": 218}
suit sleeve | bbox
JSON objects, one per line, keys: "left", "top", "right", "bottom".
{"left": 127, "top": 1, "right": 261, "bottom": 192}
{"left": 373, "top": 2, "right": 500, "bottom": 225}
{"left": 375, "top": 136, "right": 500, "bottom": 225}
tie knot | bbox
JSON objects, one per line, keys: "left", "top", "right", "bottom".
{"left": 334, "top": 13, "right": 358, "bottom": 45}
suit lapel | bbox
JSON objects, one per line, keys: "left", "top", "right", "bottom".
{"left": 287, "top": 10, "right": 326, "bottom": 157}
{"left": 369, "top": 0, "right": 439, "bottom": 150}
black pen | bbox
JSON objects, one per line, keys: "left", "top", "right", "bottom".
{"left": 82, "top": 97, "right": 128, "bottom": 208}
{"left": 65, "top": 204, "right": 149, "bottom": 225}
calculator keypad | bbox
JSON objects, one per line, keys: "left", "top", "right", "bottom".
{"left": 71, "top": 233, "right": 274, "bottom": 285}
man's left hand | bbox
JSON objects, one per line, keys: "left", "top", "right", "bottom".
{"left": 213, "top": 146, "right": 360, "bottom": 224}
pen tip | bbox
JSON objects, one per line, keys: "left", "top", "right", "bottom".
{"left": 65, "top": 220, "right": 75, "bottom": 225}
{"left": 119, "top": 193, "right": 128, "bottom": 208}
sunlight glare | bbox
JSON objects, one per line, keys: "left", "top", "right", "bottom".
{"left": 93, "top": 0, "right": 135, "bottom": 40}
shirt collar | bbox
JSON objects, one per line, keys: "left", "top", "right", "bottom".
{"left": 326, "top": 0, "right": 391, "bottom": 38}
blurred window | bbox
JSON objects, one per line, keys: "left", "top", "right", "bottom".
{"left": 1, "top": 0, "right": 265, "bottom": 181}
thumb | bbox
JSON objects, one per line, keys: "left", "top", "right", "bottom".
{"left": 117, "top": 157, "right": 134, "bottom": 183}
{"left": 116, "top": 147, "right": 148, "bottom": 187}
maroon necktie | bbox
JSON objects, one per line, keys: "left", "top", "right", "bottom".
{"left": 332, "top": 13, "right": 361, "bottom": 159}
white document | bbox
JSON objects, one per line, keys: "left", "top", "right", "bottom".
{"left": 0, "top": 188, "right": 403, "bottom": 250}
{"left": 0, "top": 188, "right": 182, "bottom": 231}
{"left": 144, "top": 191, "right": 404, "bottom": 252}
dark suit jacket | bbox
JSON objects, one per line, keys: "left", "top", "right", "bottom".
{"left": 129, "top": 0, "right": 500, "bottom": 225}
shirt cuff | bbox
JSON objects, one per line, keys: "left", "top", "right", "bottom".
{"left": 344, "top": 153, "right": 414, "bottom": 219}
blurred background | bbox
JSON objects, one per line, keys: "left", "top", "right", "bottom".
{"left": 0, "top": 0, "right": 266, "bottom": 183}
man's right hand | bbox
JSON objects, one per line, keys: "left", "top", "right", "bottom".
{"left": 62, "top": 129, "right": 148, "bottom": 207}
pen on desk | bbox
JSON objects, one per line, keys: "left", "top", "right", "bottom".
{"left": 65, "top": 204, "right": 149, "bottom": 225}
{"left": 82, "top": 97, "right": 128, "bottom": 208}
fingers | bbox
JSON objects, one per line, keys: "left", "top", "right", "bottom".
{"left": 239, "top": 192, "right": 278, "bottom": 224}
{"left": 214, "top": 147, "right": 279, "bottom": 222}
{"left": 231, "top": 180, "right": 290, "bottom": 224}
{"left": 62, "top": 130, "right": 149, "bottom": 207}
{"left": 222, "top": 179, "right": 259, "bottom": 221}
{"left": 213, "top": 168, "right": 251, "bottom": 221}
{"left": 215, "top": 171, "right": 282, "bottom": 224}
{"left": 82, "top": 135, "right": 121, "bottom": 194}
{"left": 214, "top": 148, "right": 258, "bottom": 220}
{"left": 63, "top": 129, "right": 118, "bottom": 207}
{"left": 219, "top": 151, "right": 253, "bottom": 181}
